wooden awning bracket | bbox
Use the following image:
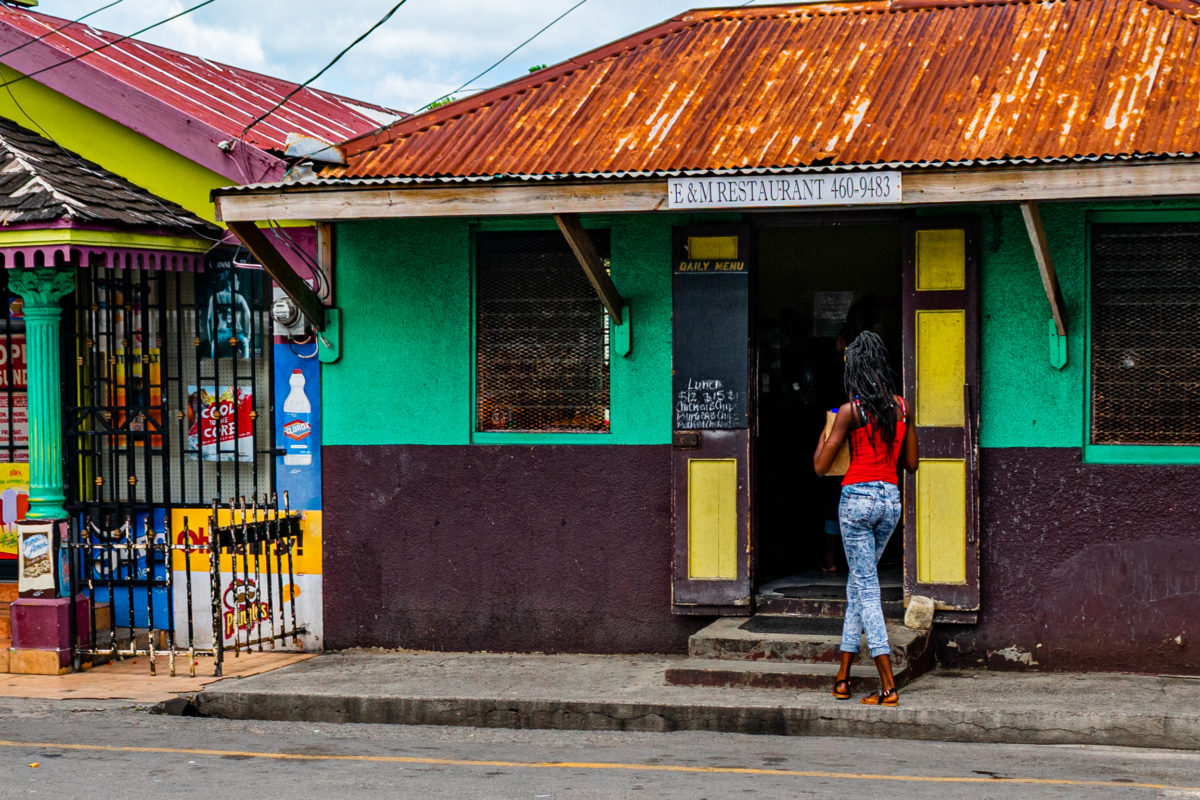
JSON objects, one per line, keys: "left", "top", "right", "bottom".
{"left": 553, "top": 214, "right": 631, "bottom": 354}
{"left": 1019, "top": 201, "right": 1068, "bottom": 369}
{"left": 226, "top": 220, "right": 326, "bottom": 332}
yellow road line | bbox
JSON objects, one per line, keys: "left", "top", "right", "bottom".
{"left": 0, "top": 739, "right": 1195, "bottom": 792}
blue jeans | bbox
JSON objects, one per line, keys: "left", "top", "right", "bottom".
{"left": 838, "top": 481, "right": 901, "bottom": 657}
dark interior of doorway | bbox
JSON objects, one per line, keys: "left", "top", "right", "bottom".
{"left": 754, "top": 221, "right": 905, "bottom": 589}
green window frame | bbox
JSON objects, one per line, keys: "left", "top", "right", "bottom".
{"left": 1085, "top": 210, "right": 1200, "bottom": 464}
{"left": 471, "top": 228, "right": 613, "bottom": 444}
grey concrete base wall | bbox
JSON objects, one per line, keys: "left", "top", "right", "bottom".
{"left": 322, "top": 444, "right": 704, "bottom": 653}
{"left": 939, "top": 447, "right": 1200, "bottom": 673}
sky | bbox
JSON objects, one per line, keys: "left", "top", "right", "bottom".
{"left": 31, "top": 0, "right": 783, "bottom": 113}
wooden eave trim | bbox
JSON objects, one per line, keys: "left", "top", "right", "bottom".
{"left": 213, "top": 160, "right": 1200, "bottom": 222}
{"left": 0, "top": 227, "right": 211, "bottom": 252}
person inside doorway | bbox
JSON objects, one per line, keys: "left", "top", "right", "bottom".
{"left": 817, "top": 297, "right": 876, "bottom": 573}
{"left": 813, "top": 331, "right": 918, "bottom": 706}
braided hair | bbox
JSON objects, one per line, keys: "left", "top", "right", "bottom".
{"left": 843, "top": 331, "right": 898, "bottom": 453}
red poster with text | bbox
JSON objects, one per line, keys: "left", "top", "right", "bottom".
{"left": 187, "top": 386, "right": 254, "bottom": 462}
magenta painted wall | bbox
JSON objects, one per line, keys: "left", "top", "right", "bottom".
{"left": 321, "top": 444, "right": 704, "bottom": 653}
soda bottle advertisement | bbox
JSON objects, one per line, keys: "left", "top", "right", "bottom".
{"left": 186, "top": 385, "right": 255, "bottom": 462}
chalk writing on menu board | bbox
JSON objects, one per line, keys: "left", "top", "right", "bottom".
{"left": 675, "top": 377, "right": 741, "bottom": 430}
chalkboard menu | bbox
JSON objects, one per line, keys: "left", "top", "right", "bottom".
{"left": 672, "top": 230, "right": 749, "bottom": 430}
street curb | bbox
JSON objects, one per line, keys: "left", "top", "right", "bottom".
{"left": 191, "top": 691, "right": 1200, "bottom": 751}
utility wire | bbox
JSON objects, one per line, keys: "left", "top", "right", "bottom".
{"left": 0, "top": 0, "right": 217, "bottom": 89}
{"left": 421, "top": 0, "right": 589, "bottom": 111}
{"left": 241, "top": 0, "right": 409, "bottom": 139}
{"left": 0, "top": 0, "right": 126, "bottom": 60}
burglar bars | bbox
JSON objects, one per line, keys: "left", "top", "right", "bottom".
{"left": 66, "top": 493, "right": 305, "bottom": 677}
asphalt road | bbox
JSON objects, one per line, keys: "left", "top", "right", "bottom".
{"left": 0, "top": 698, "right": 1198, "bottom": 799}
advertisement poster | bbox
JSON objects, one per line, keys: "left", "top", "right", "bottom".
{"left": 170, "top": 508, "right": 323, "bottom": 651}
{"left": 0, "top": 332, "right": 26, "bottom": 389}
{"left": 0, "top": 395, "right": 28, "bottom": 457}
{"left": 273, "top": 344, "right": 320, "bottom": 510}
{"left": 18, "top": 521, "right": 55, "bottom": 595}
{"left": 0, "top": 463, "right": 29, "bottom": 561}
{"left": 114, "top": 347, "right": 162, "bottom": 447}
{"left": 187, "top": 385, "right": 255, "bottom": 462}
{"left": 80, "top": 510, "right": 171, "bottom": 629}
{"left": 0, "top": 332, "right": 29, "bottom": 459}
{"left": 196, "top": 264, "right": 263, "bottom": 360}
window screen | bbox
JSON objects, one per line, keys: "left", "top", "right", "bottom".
{"left": 475, "top": 230, "right": 611, "bottom": 433}
{"left": 1091, "top": 222, "right": 1200, "bottom": 445}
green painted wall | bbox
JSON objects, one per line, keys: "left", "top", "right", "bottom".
{"left": 973, "top": 203, "right": 1087, "bottom": 449}
{"left": 323, "top": 215, "right": 679, "bottom": 446}
{"left": 0, "top": 65, "right": 232, "bottom": 223}
{"left": 326, "top": 201, "right": 1200, "bottom": 452}
{"left": 325, "top": 218, "right": 471, "bottom": 445}
{"left": 963, "top": 199, "right": 1200, "bottom": 450}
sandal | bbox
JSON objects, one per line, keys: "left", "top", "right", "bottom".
{"left": 831, "top": 678, "right": 851, "bottom": 700}
{"left": 860, "top": 687, "right": 898, "bottom": 706}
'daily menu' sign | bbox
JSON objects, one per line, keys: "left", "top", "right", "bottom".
{"left": 668, "top": 172, "right": 902, "bottom": 210}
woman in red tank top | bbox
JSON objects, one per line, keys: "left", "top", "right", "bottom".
{"left": 813, "top": 332, "right": 919, "bottom": 706}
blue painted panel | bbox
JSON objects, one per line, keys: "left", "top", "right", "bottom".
{"left": 274, "top": 343, "right": 321, "bottom": 510}
{"left": 77, "top": 509, "right": 171, "bottom": 630}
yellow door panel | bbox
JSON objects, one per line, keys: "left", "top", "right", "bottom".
{"left": 687, "top": 458, "right": 738, "bottom": 580}
{"left": 688, "top": 235, "right": 739, "bottom": 260}
{"left": 915, "top": 229, "right": 966, "bottom": 291}
{"left": 916, "top": 459, "right": 967, "bottom": 584}
{"left": 916, "top": 309, "right": 966, "bottom": 427}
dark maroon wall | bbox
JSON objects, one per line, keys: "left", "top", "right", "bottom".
{"left": 941, "top": 447, "right": 1200, "bottom": 673}
{"left": 322, "top": 445, "right": 705, "bottom": 653}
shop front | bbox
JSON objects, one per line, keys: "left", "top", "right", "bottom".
{"left": 213, "top": 0, "right": 1200, "bottom": 673}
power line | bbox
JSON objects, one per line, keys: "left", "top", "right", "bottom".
{"left": 0, "top": 0, "right": 218, "bottom": 90}
{"left": 241, "top": 0, "right": 409, "bottom": 139}
{"left": 421, "top": 0, "right": 589, "bottom": 112}
{"left": 0, "top": 0, "right": 126, "bottom": 61}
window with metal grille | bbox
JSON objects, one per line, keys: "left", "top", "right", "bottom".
{"left": 1091, "top": 222, "right": 1200, "bottom": 445}
{"left": 475, "top": 230, "right": 611, "bottom": 433}
{"left": 64, "top": 250, "right": 274, "bottom": 515}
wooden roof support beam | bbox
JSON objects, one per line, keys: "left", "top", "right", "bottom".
{"left": 1019, "top": 201, "right": 1066, "bottom": 336}
{"left": 554, "top": 213, "right": 624, "bottom": 325}
{"left": 226, "top": 220, "right": 326, "bottom": 332}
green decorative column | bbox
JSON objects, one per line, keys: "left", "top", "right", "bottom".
{"left": 9, "top": 267, "right": 75, "bottom": 519}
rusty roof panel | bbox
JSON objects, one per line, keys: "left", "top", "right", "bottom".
{"left": 331, "top": 0, "right": 1200, "bottom": 180}
{"left": 0, "top": 7, "right": 403, "bottom": 152}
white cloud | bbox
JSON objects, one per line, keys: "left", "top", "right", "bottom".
{"left": 35, "top": 0, "right": 780, "bottom": 112}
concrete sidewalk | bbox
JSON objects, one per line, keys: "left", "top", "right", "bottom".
{"left": 189, "top": 651, "right": 1200, "bottom": 751}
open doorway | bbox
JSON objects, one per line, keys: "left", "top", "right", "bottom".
{"left": 753, "top": 221, "right": 905, "bottom": 593}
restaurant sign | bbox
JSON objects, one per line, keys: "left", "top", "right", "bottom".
{"left": 667, "top": 172, "right": 902, "bottom": 209}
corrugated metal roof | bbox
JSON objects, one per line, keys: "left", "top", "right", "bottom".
{"left": 0, "top": 114, "right": 215, "bottom": 234}
{"left": 0, "top": 7, "right": 403, "bottom": 152}
{"left": 331, "top": 0, "right": 1200, "bottom": 180}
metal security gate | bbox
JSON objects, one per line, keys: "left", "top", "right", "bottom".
{"left": 57, "top": 252, "right": 282, "bottom": 673}
{"left": 63, "top": 253, "right": 275, "bottom": 513}
{"left": 66, "top": 495, "right": 305, "bottom": 676}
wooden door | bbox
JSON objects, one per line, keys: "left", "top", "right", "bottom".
{"left": 901, "top": 221, "right": 980, "bottom": 614}
{"left": 670, "top": 226, "right": 753, "bottom": 614}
